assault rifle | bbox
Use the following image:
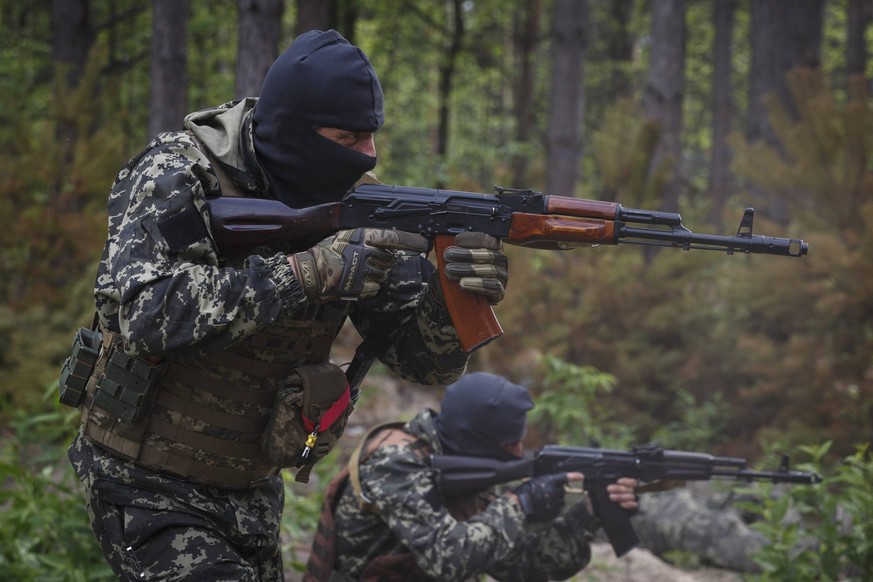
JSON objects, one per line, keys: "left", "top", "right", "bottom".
{"left": 430, "top": 443, "right": 821, "bottom": 558}
{"left": 206, "top": 183, "right": 809, "bottom": 352}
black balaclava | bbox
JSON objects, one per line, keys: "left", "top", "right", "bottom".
{"left": 436, "top": 372, "right": 535, "bottom": 461}
{"left": 252, "top": 29, "right": 384, "bottom": 208}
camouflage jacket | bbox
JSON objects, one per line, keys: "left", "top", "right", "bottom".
{"left": 93, "top": 98, "right": 468, "bottom": 383}
{"left": 77, "top": 99, "right": 470, "bottom": 489}
{"left": 333, "top": 409, "right": 596, "bottom": 582}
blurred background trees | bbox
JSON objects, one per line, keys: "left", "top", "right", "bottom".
{"left": 2, "top": 0, "right": 871, "bottom": 459}
{"left": 3, "top": 0, "right": 873, "bottom": 577}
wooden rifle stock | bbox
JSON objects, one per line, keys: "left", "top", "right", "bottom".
{"left": 205, "top": 196, "right": 342, "bottom": 252}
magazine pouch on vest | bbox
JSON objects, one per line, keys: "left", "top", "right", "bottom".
{"left": 91, "top": 344, "right": 166, "bottom": 424}
{"left": 58, "top": 327, "right": 103, "bottom": 408}
{"left": 261, "top": 362, "right": 352, "bottom": 483}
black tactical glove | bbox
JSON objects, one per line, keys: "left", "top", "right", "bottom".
{"left": 513, "top": 473, "right": 568, "bottom": 522}
{"left": 294, "top": 228, "right": 429, "bottom": 301}
{"left": 443, "top": 231, "right": 509, "bottom": 304}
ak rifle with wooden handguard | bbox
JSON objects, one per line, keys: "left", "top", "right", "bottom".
{"left": 206, "top": 183, "right": 809, "bottom": 352}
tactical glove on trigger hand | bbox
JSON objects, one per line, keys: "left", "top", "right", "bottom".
{"left": 443, "top": 232, "right": 509, "bottom": 304}
{"left": 513, "top": 473, "right": 568, "bottom": 522}
{"left": 293, "top": 228, "right": 429, "bottom": 301}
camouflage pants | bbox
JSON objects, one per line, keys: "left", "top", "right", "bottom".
{"left": 68, "top": 432, "right": 285, "bottom": 581}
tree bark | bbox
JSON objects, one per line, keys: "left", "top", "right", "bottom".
{"left": 747, "top": 0, "right": 824, "bottom": 222}
{"left": 605, "top": 0, "right": 635, "bottom": 100}
{"left": 747, "top": 0, "right": 823, "bottom": 143}
{"left": 847, "top": 0, "right": 869, "bottom": 77}
{"left": 236, "top": 0, "right": 284, "bottom": 98}
{"left": 52, "top": 0, "right": 93, "bottom": 89}
{"left": 50, "top": 0, "right": 93, "bottom": 205}
{"left": 511, "top": 0, "right": 543, "bottom": 187}
{"left": 296, "top": 0, "right": 334, "bottom": 36}
{"left": 642, "top": 0, "right": 686, "bottom": 213}
{"left": 149, "top": 0, "right": 188, "bottom": 136}
{"left": 434, "top": 0, "right": 464, "bottom": 181}
{"left": 707, "top": 0, "right": 736, "bottom": 227}
{"left": 545, "top": 0, "right": 588, "bottom": 198}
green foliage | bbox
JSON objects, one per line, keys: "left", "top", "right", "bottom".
{"left": 527, "top": 354, "right": 634, "bottom": 449}
{"left": 649, "top": 388, "right": 731, "bottom": 450}
{"left": 187, "top": 0, "right": 239, "bottom": 110}
{"left": 280, "top": 453, "right": 340, "bottom": 574}
{"left": 2, "top": 4, "right": 872, "bottom": 577}
{"left": 0, "top": 40, "right": 123, "bottom": 312}
{"left": 726, "top": 69, "right": 873, "bottom": 457}
{"left": 489, "top": 67, "right": 873, "bottom": 461}
{"left": 0, "top": 385, "right": 112, "bottom": 581}
{"left": 740, "top": 442, "right": 873, "bottom": 581}
{"left": 729, "top": 69, "right": 873, "bottom": 234}
{"left": 589, "top": 96, "right": 670, "bottom": 205}
{"left": 0, "top": 382, "right": 335, "bottom": 580}
{"left": 0, "top": 268, "right": 96, "bottom": 413}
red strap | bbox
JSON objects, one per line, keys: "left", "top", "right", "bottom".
{"left": 302, "top": 385, "right": 351, "bottom": 433}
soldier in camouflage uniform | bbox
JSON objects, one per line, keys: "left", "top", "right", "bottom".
{"left": 305, "top": 372, "right": 639, "bottom": 582}
{"left": 65, "top": 30, "right": 509, "bottom": 581}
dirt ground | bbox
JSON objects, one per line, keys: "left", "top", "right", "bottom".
{"left": 580, "top": 544, "right": 746, "bottom": 582}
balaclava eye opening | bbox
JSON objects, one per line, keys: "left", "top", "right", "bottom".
{"left": 436, "top": 372, "right": 535, "bottom": 461}
{"left": 252, "top": 29, "right": 384, "bottom": 208}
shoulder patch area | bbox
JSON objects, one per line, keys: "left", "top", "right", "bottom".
{"left": 157, "top": 201, "right": 209, "bottom": 252}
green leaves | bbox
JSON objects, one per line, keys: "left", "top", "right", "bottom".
{"left": 0, "top": 387, "right": 113, "bottom": 581}
{"left": 739, "top": 442, "right": 873, "bottom": 580}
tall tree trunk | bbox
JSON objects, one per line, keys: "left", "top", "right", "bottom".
{"left": 545, "top": 0, "right": 588, "bottom": 197}
{"left": 51, "top": 0, "right": 93, "bottom": 151}
{"left": 434, "top": 0, "right": 464, "bottom": 188}
{"left": 511, "top": 0, "right": 543, "bottom": 188}
{"left": 747, "top": 0, "right": 824, "bottom": 222}
{"left": 605, "top": 0, "right": 634, "bottom": 100}
{"left": 642, "top": 0, "right": 686, "bottom": 213}
{"left": 847, "top": 0, "right": 869, "bottom": 77}
{"left": 52, "top": 0, "right": 93, "bottom": 89}
{"left": 149, "top": 0, "right": 188, "bottom": 136}
{"left": 236, "top": 0, "right": 284, "bottom": 98}
{"left": 707, "top": 0, "right": 736, "bottom": 227}
{"left": 296, "top": 0, "right": 335, "bottom": 35}
{"left": 336, "top": 0, "right": 358, "bottom": 44}
{"left": 748, "top": 0, "right": 823, "bottom": 143}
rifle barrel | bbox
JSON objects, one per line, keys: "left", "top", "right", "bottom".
{"left": 619, "top": 225, "right": 808, "bottom": 257}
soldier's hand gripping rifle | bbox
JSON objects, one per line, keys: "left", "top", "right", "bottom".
{"left": 430, "top": 443, "right": 821, "bottom": 558}
{"left": 206, "top": 183, "right": 809, "bottom": 352}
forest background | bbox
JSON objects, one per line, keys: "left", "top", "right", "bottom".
{"left": 1, "top": 0, "right": 872, "bottom": 579}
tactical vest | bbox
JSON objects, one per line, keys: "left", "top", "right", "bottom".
{"left": 79, "top": 302, "right": 347, "bottom": 489}
{"left": 78, "top": 133, "right": 352, "bottom": 489}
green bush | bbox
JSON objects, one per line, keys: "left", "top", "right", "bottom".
{"left": 0, "top": 385, "right": 113, "bottom": 581}
{"left": 527, "top": 354, "right": 635, "bottom": 449}
{"left": 741, "top": 441, "right": 873, "bottom": 581}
